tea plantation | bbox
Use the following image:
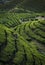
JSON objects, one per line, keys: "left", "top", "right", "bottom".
{"left": 0, "top": 12, "right": 45, "bottom": 65}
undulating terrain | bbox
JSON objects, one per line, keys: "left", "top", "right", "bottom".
{"left": 0, "top": 0, "right": 45, "bottom": 65}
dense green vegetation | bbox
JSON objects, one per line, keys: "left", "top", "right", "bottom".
{"left": 0, "top": 16, "right": 45, "bottom": 65}
{"left": 18, "top": 0, "right": 45, "bottom": 12}
{"left": 0, "top": 12, "right": 45, "bottom": 27}
{"left": 0, "top": 0, "right": 45, "bottom": 65}
{"left": 0, "top": 13, "right": 21, "bottom": 28}
{"left": 0, "top": 0, "right": 45, "bottom": 12}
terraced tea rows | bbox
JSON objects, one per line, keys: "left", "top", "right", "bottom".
{"left": 0, "top": 12, "right": 43, "bottom": 28}
{"left": 0, "top": 13, "right": 21, "bottom": 28}
{"left": 0, "top": 12, "right": 45, "bottom": 28}
{"left": 0, "top": 20, "right": 45, "bottom": 65}
{"left": 15, "top": 20, "right": 45, "bottom": 43}
{"left": 0, "top": 11, "right": 45, "bottom": 65}
{"left": 0, "top": 0, "right": 45, "bottom": 65}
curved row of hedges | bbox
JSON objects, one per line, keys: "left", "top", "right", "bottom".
{"left": 0, "top": 20, "right": 44, "bottom": 65}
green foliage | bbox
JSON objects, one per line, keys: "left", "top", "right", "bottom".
{"left": 19, "top": 0, "right": 45, "bottom": 12}
{"left": 0, "top": 13, "right": 21, "bottom": 28}
{"left": 0, "top": 19, "right": 45, "bottom": 65}
{"left": 0, "top": 1, "right": 45, "bottom": 65}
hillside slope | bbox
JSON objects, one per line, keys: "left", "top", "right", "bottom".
{"left": 18, "top": 0, "right": 45, "bottom": 12}
{"left": 0, "top": 0, "right": 23, "bottom": 10}
{"left": 0, "top": 13, "right": 21, "bottom": 28}
{"left": 15, "top": 20, "right": 45, "bottom": 44}
{"left": 0, "top": 0, "right": 45, "bottom": 12}
{"left": 0, "top": 20, "right": 45, "bottom": 65}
